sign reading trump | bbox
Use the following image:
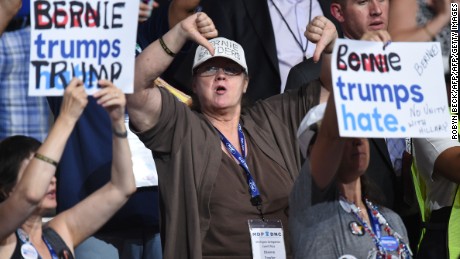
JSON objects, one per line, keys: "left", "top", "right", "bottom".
{"left": 331, "top": 39, "right": 450, "bottom": 138}
{"left": 29, "top": 0, "right": 138, "bottom": 96}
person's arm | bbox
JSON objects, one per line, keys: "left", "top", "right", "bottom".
{"left": 306, "top": 17, "right": 390, "bottom": 189}
{"left": 303, "top": 16, "right": 344, "bottom": 189}
{"left": 0, "top": 78, "right": 88, "bottom": 240}
{"left": 388, "top": 0, "right": 450, "bottom": 41}
{"left": 309, "top": 95, "right": 345, "bottom": 189}
{"left": 47, "top": 80, "right": 136, "bottom": 249}
{"left": 433, "top": 143, "right": 460, "bottom": 184}
{"left": 0, "top": 0, "right": 22, "bottom": 35}
{"left": 414, "top": 137, "right": 460, "bottom": 183}
{"left": 127, "top": 12, "right": 217, "bottom": 133}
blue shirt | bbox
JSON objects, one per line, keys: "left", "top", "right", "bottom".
{"left": 0, "top": 27, "right": 50, "bottom": 142}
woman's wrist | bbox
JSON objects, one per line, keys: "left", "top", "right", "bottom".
{"left": 112, "top": 120, "right": 127, "bottom": 138}
{"left": 56, "top": 113, "right": 78, "bottom": 130}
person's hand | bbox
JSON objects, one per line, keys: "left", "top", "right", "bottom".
{"left": 138, "top": 1, "right": 159, "bottom": 23}
{"left": 93, "top": 80, "right": 126, "bottom": 124}
{"left": 305, "top": 16, "right": 338, "bottom": 63}
{"left": 59, "top": 78, "right": 88, "bottom": 124}
{"left": 180, "top": 12, "right": 218, "bottom": 55}
{"left": 360, "top": 30, "right": 391, "bottom": 42}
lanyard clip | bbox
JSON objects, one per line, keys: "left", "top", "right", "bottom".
{"left": 251, "top": 195, "right": 262, "bottom": 206}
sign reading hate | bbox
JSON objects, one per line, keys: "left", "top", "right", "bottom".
{"left": 331, "top": 39, "right": 450, "bottom": 138}
{"left": 29, "top": 0, "right": 138, "bottom": 96}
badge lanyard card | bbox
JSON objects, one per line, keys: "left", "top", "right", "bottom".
{"left": 216, "top": 124, "right": 286, "bottom": 258}
{"left": 248, "top": 219, "right": 286, "bottom": 259}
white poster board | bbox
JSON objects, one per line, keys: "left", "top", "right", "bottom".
{"left": 331, "top": 39, "right": 450, "bottom": 138}
{"left": 29, "top": 0, "right": 138, "bottom": 96}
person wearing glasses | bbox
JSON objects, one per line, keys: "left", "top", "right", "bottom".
{"left": 127, "top": 12, "right": 322, "bottom": 258}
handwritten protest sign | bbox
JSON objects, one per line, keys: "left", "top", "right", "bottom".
{"left": 331, "top": 39, "right": 450, "bottom": 138}
{"left": 29, "top": 0, "right": 138, "bottom": 96}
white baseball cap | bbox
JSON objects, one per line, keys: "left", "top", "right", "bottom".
{"left": 192, "top": 37, "right": 248, "bottom": 75}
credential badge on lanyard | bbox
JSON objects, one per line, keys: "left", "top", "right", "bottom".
{"left": 17, "top": 229, "right": 39, "bottom": 259}
{"left": 248, "top": 219, "right": 286, "bottom": 259}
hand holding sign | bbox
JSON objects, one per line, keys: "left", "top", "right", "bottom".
{"left": 59, "top": 78, "right": 88, "bottom": 124}
{"left": 360, "top": 30, "right": 391, "bottom": 44}
{"left": 94, "top": 80, "right": 126, "bottom": 125}
{"left": 331, "top": 38, "right": 450, "bottom": 138}
{"left": 304, "top": 16, "right": 338, "bottom": 63}
{"left": 29, "top": 0, "right": 139, "bottom": 96}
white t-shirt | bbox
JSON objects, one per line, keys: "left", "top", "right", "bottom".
{"left": 125, "top": 115, "right": 158, "bottom": 187}
{"left": 267, "top": 0, "right": 323, "bottom": 92}
{"left": 413, "top": 138, "right": 460, "bottom": 211}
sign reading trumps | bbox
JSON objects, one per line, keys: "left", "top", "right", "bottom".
{"left": 331, "top": 39, "right": 451, "bottom": 138}
{"left": 29, "top": 0, "right": 138, "bottom": 96}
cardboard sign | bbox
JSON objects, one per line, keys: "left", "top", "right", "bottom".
{"left": 29, "top": 0, "right": 138, "bottom": 96}
{"left": 331, "top": 39, "right": 450, "bottom": 138}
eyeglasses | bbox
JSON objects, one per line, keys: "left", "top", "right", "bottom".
{"left": 194, "top": 65, "right": 245, "bottom": 77}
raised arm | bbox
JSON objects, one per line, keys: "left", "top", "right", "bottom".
{"left": 127, "top": 12, "right": 217, "bottom": 132}
{"left": 309, "top": 94, "right": 345, "bottom": 189}
{"left": 303, "top": 16, "right": 344, "bottom": 189}
{"left": 388, "top": 0, "right": 450, "bottom": 42}
{"left": 48, "top": 80, "right": 136, "bottom": 250}
{"left": 414, "top": 138, "right": 460, "bottom": 184}
{"left": 306, "top": 16, "right": 391, "bottom": 189}
{"left": 0, "top": 0, "right": 22, "bottom": 35}
{"left": 0, "top": 78, "right": 88, "bottom": 240}
{"left": 433, "top": 146, "right": 460, "bottom": 183}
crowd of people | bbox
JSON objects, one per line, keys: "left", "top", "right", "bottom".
{"left": 0, "top": 0, "right": 458, "bottom": 258}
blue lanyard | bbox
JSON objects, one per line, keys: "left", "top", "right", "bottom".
{"left": 369, "top": 210, "right": 381, "bottom": 239}
{"left": 347, "top": 202, "right": 386, "bottom": 254}
{"left": 42, "top": 235, "right": 59, "bottom": 259}
{"left": 215, "top": 123, "right": 263, "bottom": 208}
{"left": 344, "top": 197, "right": 412, "bottom": 258}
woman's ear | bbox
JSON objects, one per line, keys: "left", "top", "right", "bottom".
{"left": 243, "top": 77, "right": 249, "bottom": 93}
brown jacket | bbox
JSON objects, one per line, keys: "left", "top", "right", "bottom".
{"left": 133, "top": 80, "right": 321, "bottom": 258}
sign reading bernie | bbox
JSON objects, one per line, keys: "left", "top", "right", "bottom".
{"left": 29, "top": 0, "right": 138, "bottom": 96}
{"left": 331, "top": 39, "right": 450, "bottom": 138}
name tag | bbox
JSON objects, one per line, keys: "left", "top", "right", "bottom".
{"left": 248, "top": 219, "right": 286, "bottom": 259}
{"left": 380, "top": 236, "right": 399, "bottom": 251}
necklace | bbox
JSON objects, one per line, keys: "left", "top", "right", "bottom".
{"left": 339, "top": 196, "right": 412, "bottom": 258}
{"left": 269, "top": 0, "right": 312, "bottom": 59}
